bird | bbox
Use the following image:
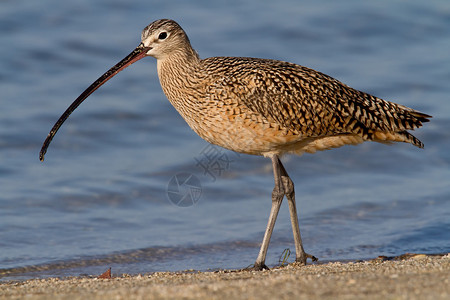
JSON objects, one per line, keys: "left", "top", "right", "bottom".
{"left": 40, "top": 19, "right": 431, "bottom": 270}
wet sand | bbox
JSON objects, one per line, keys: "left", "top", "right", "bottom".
{"left": 1, "top": 254, "right": 448, "bottom": 300}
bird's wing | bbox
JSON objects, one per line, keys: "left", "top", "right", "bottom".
{"left": 203, "top": 57, "right": 430, "bottom": 145}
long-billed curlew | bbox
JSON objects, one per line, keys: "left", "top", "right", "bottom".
{"left": 40, "top": 19, "right": 431, "bottom": 270}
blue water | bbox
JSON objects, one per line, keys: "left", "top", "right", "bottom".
{"left": 1, "top": 0, "right": 449, "bottom": 280}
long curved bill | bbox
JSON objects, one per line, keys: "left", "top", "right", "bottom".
{"left": 39, "top": 43, "right": 151, "bottom": 161}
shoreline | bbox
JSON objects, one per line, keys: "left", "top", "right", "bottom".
{"left": 1, "top": 254, "right": 449, "bottom": 299}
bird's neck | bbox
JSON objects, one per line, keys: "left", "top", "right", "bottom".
{"left": 157, "top": 48, "right": 201, "bottom": 107}
{"left": 157, "top": 48, "right": 200, "bottom": 81}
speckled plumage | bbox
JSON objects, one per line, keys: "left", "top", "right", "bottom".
{"left": 146, "top": 19, "right": 430, "bottom": 157}
{"left": 40, "top": 19, "right": 431, "bottom": 270}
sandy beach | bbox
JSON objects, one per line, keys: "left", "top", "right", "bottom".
{"left": 1, "top": 254, "right": 448, "bottom": 300}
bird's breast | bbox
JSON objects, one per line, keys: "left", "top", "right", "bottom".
{"left": 158, "top": 72, "right": 305, "bottom": 155}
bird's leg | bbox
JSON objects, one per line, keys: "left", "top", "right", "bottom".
{"left": 277, "top": 157, "right": 318, "bottom": 264}
{"left": 253, "top": 155, "right": 285, "bottom": 270}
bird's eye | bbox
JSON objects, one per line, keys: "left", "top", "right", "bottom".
{"left": 158, "top": 32, "right": 167, "bottom": 40}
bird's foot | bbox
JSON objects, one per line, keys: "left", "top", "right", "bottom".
{"left": 245, "top": 262, "right": 270, "bottom": 271}
{"left": 307, "top": 253, "right": 319, "bottom": 262}
{"left": 295, "top": 253, "right": 319, "bottom": 265}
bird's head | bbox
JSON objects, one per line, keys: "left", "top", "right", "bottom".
{"left": 140, "top": 19, "right": 191, "bottom": 60}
